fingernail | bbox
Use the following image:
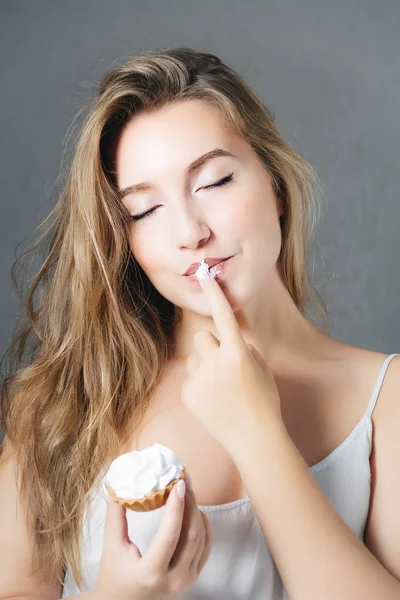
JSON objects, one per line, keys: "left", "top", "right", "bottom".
{"left": 185, "top": 473, "right": 193, "bottom": 491}
{"left": 177, "top": 479, "right": 186, "bottom": 498}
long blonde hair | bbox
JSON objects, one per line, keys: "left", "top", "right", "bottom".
{"left": 0, "top": 46, "right": 329, "bottom": 591}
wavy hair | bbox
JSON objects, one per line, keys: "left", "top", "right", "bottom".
{"left": 0, "top": 45, "right": 329, "bottom": 591}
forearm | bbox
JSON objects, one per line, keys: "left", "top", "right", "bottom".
{"left": 230, "top": 415, "right": 400, "bottom": 600}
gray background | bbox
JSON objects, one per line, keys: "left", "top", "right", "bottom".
{"left": 1, "top": 0, "right": 399, "bottom": 367}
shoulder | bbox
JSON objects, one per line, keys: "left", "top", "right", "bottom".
{"left": 333, "top": 345, "right": 400, "bottom": 579}
{"left": 362, "top": 348, "right": 400, "bottom": 476}
{"left": 324, "top": 343, "right": 398, "bottom": 410}
{"left": 315, "top": 342, "right": 399, "bottom": 468}
{"left": 315, "top": 341, "right": 397, "bottom": 418}
{"left": 336, "top": 345, "right": 399, "bottom": 434}
{"left": 357, "top": 349, "right": 400, "bottom": 581}
{"left": 349, "top": 348, "right": 400, "bottom": 421}
{"left": 336, "top": 344, "right": 400, "bottom": 472}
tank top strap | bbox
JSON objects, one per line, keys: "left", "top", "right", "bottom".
{"left": 365, "top": 353, "right": 400, "bottom": 418}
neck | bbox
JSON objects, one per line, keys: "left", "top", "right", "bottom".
{"left": 170, "top": 265, "right": 330, "bottom": 378}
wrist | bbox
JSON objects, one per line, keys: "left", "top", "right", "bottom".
{"left": 229, "top": 411, "right": 290, "bottom": 470}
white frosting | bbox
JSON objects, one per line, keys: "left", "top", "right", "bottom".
{"left": 103, "top": 442, "right": 184, "bottom": 500}
{"left": 195, "top": 259, "right": 222, "bottom": 281}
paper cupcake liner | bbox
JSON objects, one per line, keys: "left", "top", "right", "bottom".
{"left": 105, "top": 466, "right": 187, "bottom": 512}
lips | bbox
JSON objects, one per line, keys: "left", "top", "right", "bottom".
{"left": 184, "top": 257, "right": 231, "bottom": 277}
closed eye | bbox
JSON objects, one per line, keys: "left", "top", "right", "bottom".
{"left": 203, "top": 172, "right": 235, "bottom": 190}
{"left": 130, "top": 172, "right": 235, "bottom": 223}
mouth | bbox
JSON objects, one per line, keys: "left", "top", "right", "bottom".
{"left": 184, "top": 256, "right": 234, "bottom": 284}
{"left": 183, "top": 257, "right": 231, "bottom": 277}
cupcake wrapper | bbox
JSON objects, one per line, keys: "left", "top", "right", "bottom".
{"left": 105, "top": 466, "right": 187, "bottom": 512}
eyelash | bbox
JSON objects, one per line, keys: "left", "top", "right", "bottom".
{"left": 130, "top": 172, "right": 235, "bottom": 222}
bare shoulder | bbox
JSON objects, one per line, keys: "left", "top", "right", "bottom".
{"left": 357, "top": 346, "right": 400, "bottom": 473}
{"left": 349, "top": 347, "right": 400, "bottom": 581}
{"left": 341, "top": 345, "right": 399, "bottom": 419}
{"left": 330, "top": 343, "right": 399, "bottom": 435}
{"left": 320, "top": 340, "right": 397, "bottom": 403}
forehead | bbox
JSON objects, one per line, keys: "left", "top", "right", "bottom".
{"left": 115, "top": 100, "right": 239, "bottom": 189}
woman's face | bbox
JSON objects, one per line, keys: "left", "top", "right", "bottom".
{"left": 115, "top": 99, "right": 283, "bottom": 316}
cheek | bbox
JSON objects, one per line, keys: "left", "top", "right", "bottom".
{"left": 216, "top": 193, "right": 256, "bottom": 237}
{"left": 233, "top": 193, "right": 282, "bottom": 264}
{"left": 228, "top": 192, "right": 274, "bottom": 238}
{"left": 128, "top": 229, "right": 162, "bottom": 275}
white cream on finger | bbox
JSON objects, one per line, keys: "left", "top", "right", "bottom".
{"left": 195, "top": 259, "right": 222, "bottom": 281}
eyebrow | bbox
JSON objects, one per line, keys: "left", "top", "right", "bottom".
{"left": 117, "top": 148, "right": 235, "bottom": 200}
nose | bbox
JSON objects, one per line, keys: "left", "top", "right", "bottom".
{"left": 172, "top": 205, "right": 211, "bottom": 250}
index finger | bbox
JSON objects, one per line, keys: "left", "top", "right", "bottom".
{"left": 195, "top": 259, "right": 244, "bottom": 348}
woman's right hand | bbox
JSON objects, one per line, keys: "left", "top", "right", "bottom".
{"left": 94, "top": 475, "right": 212, "bottom": 600}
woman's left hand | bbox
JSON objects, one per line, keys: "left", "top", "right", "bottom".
{"left": 180, "top": 266, "right": 284, "bottom": 456}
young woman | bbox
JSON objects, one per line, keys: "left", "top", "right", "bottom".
{"left": 1, "top": 46, "right": 399, "bottom": 600}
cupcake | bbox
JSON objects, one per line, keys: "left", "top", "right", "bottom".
{"left": 103, "top": 442, "right": 187, "bottom": 512}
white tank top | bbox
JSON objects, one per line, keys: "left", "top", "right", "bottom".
{"left": 62, "top": 353, "right": 399, "bottom": 599}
